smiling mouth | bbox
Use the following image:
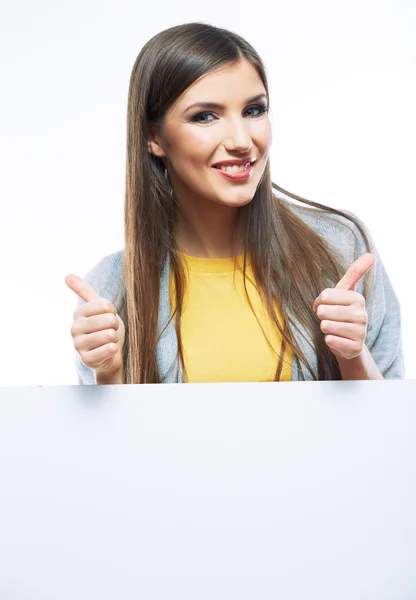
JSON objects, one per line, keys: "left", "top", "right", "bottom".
{"left": 212, "top": 162, "right": 255, "bottom": 181}
{"left": 214, "top": 164, "right": 250, "bottom": 174}
{"left": 212, "top": 160, "right": 256, "bottom": 174}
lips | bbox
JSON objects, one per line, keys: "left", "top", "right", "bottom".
{"left": 212, "top": 157, "right": 256, "bottom": 168}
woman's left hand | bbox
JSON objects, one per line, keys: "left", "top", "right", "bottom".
{"left": 313, "top": 253, "right": 375, "bottom": 361}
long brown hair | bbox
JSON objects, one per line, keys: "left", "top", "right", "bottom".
{"left": 113, "top": 22, "right": 374, "bottom": 383}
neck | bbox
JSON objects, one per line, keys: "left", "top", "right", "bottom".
{"left": 175, "top": 199, "right": 246, "bottom": 259}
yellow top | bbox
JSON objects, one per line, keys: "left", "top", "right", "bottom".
{"left": 169, "top": 254, "right": 292, "bottom": 383}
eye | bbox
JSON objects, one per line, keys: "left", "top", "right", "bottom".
{"left": 191, "top": 111, "right": 216, "bottom": 123}
{"left": 190, "top": 103, "right": 268, "bottom": 124}
{"left": 245, "top": 103, "right": 268, "bottom": 117}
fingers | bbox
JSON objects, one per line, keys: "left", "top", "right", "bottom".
{"left": 71, "top": 312, "right": 119, "bottom": 336}
{"left": 78, "top": 343, "right": 120, "bottom": 370}
{"left": 65, "top": 274, "right": 100, "bottom": 303}
{"left": 71, "top": 311, "right": 120, "bottom": 353}
{"left": 73, "top": 298, "right": 117, "bottom": 319}
{"left": 335, "top": 253, "right": 375, "bottom": 291}
{"left": 316, "top": 305, "right": 367, "bottom": 324}
{"left": 74, "top": 328, "right": 119, "bottom": 353}
{"left": 72, "top": 315, "right": 121, "bottom": 371}
{"left": 324, "top": 335, "right": 363, "bottom": 359}
{"left": 313, "top": 289, "right": 364, "bottom": 312}
{"left": 319, "top": 320, "right": 364, "bottom": 339}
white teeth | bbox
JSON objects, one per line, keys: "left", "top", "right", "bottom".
{"left": 219, "top": 163, "right": 251, "bottom": 173}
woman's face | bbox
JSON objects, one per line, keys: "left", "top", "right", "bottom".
{"left": 148, "top": 58, "right": 272, "bottom": 210}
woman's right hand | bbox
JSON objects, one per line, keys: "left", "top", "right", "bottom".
{"left": 65, "top": 274, "right": 125, "bottom": 381}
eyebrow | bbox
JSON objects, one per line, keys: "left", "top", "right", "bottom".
{"left": 183, "top": 93, "right": 268, "bottom": 114}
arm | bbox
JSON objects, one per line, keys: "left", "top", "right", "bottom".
{"left": 341, "top": 211, "right": 405, "bottom": 379}
{"left": 337, "top": 343, "right": 384, "bottom": 380}
{"left": 96, "top": 369, "right": 123, "bottom": 385}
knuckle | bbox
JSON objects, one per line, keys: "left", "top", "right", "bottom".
{"left": 103, "top": 343, "right": 117, "bottom": 358}
{"left": 79, "top": 350, "right": 88, "bottom": 364}
{"left": 74, "top": 338, "right": 83, "bottom": 352}
{"left": 358, "top": 310, "right": 367, "bottom": 324}
{"left": 70, "top": 321, "right": 81, "bottom": 337}
{"left": 107, "top": 329, "right": 118, "bottom": 343}
{"left": 74, "top": 305, "right": 88, "bottom": 319}
{"left": 102, "top": 299, "right": 115, "bottom": 313}
{"left": 108, "top": 313, "right": 117, "bottom": 328}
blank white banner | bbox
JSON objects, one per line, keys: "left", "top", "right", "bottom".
{"left": 0, "top": 380, "right": 414, "bottom": 599}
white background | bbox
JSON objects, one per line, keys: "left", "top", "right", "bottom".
{"left": 0, "top": 0, "right": 414, "bottom": 385}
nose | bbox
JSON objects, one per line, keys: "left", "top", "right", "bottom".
{"left": 222, "top": 119, "right": 253, "bottom": 153}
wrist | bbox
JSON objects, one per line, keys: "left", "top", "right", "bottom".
{"left": 95, "top": 368, "right": 123, "bottom": 385}
{"left": 336, "top": 344, "right": 383, "bottom": 380}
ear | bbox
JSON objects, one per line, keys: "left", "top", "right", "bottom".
{"left": 147, "top": 127, "right": 167, "bottom": 158}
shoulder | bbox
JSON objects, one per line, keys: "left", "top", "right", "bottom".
{"left": 282, "top": 200, "right": 372, "bottom": 264}
{"left": 81, "top": 249, "right": 124, "bottom": 303}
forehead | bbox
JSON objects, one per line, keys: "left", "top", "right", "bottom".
{"left": 172, "top": 59, "right": 266, "bottom": 109}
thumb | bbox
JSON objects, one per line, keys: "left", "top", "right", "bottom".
{"left": 334, "top": 252, "right": 375, "bottom": 291}
{"left": 65, "top": 274, "right": 100, "bottom": 303}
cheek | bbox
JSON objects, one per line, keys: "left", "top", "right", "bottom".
{"left": 169, "top": 130, "right": 213, "bottom": 166}
{"left": 256, "top": 120, "right": 272, "bottom": 152}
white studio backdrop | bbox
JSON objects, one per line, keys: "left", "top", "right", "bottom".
{"left": 0, "top": 0, "right": 414, "bottom": 385}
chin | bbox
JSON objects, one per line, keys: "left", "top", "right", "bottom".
{"left": 219, "top": 195, "right": 254, "bottom": 208}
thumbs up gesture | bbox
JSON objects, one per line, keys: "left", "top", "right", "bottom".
{"left": 65, "top": 274, "right": 125, "bottom": 379}
{"left": 312, "top": 253, "right": 375, "bottom": 361}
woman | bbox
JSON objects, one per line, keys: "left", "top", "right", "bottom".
{"left": 65, "top": 22, "right": 404, "bottom": 384}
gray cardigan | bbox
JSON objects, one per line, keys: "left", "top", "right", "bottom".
{"left": 74, "top": 203, "right": 404, "bottom": 384}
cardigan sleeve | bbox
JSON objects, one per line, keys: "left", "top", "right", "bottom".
{"left": 342, "top": 211, "right": 405, "bottom": 379}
